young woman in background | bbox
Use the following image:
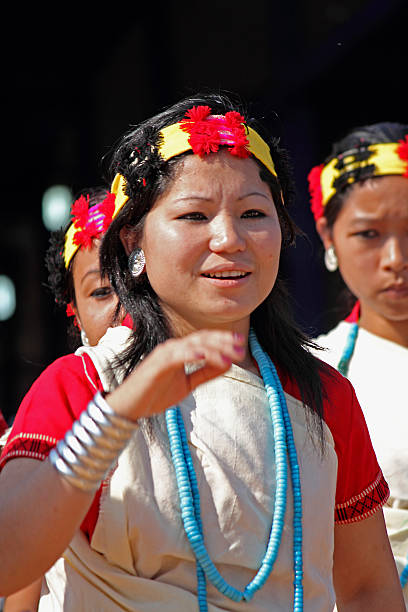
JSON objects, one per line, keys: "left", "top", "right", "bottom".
{"left": 308, "top": 121, "right": 408, "bottom": 605}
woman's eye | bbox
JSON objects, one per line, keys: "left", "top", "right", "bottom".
{"left": 354, "top": 229, "right": 379, "bottom": 239}
{"left": 177, "top": 212, "right": 207, "bottom": 221}
{"left": 91, "top": 286, "right": 114, "bottom": 299}
{"left": 241, "top": 210, "right": 265, "bottom": 218}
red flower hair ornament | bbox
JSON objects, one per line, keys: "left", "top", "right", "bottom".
{"left": 71, "top": 193, "right": 116, "bottom": 250}
{"left": 307, "top": 164, "right": 324, "bottom": 221}
{"left": 66, "top": 303, "right": 79, "bottom": 327}
{"left": 180, "top": 106, "right": 250, "bottom": 159}
{"left": 397, "top": 135, "right": 408, "bottom": 176}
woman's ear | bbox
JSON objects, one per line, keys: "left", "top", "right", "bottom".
{"left": 315, "top": 217, "right": 333, "bottom": 251}
{"left": 120, "top": 226, "right": 139, "bottom": 256}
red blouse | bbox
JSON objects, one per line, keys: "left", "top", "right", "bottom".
{"left": 0, "top": 334, "right": 388, "bottom": 539}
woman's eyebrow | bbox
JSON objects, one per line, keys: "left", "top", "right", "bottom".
{"left": 347, "top": 215, "right": 382, "bottom": 225}
{"left": 237, "top": 191, "right": 271, "bottom": 201}
{"left": 80, "top": 269, "right": 101, "bottom": 285}
{"left": 173, "top": 192, "right": 271, "bottom": 203}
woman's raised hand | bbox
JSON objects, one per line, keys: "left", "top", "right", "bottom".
{"left": 106, "top": 330, "right": 246, "bottom": 421}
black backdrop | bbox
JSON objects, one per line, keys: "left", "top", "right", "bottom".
{"left": 1, "top": 0, "right": 406, "bottom": 421}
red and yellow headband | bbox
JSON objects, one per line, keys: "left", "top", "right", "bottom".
{"left": 107, "top": 106, "right": 279, "bottom": 229}
{"left": 159, "top": 106, "right": 277, "bottom": 177}
{"left": 64, "top": 192, "right": 120, "bottom": 268}
{"left": 308, "top": 136, "right": 408, "bottom": 221}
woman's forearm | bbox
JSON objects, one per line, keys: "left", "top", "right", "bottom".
{"left": 0, "top": 457, "right": 93, "bottom": 596}
{"left": 336, "top": 586, "right": 405, "bottom": 611}
{"left": 334, "top": 513, "right": 405, "bottom": 611}
{"left": 3, "top": 577, "right": 42, "bottom": 611}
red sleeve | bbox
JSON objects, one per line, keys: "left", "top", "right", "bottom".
{"left": 0, "top": 352, "right": 105, "bottom": 540}
{"left": 0, "top": 353, "right": 103, "bottom": 468}
{"left": 279, "top": 361, "right": 389, "bottom": 525}
{"left": 318, "top": 363, "right": 389, "bottom": 524}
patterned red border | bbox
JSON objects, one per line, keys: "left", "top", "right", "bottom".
{"left": 0, "top": 432, "right": 57, "bottom": 469}
{"left": 335, "top": 470, "right": 389, "bottom": 524}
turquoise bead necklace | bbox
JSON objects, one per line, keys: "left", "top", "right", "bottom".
{"left": 165, "top": 329, "right": 303, "bottom": 611}
{"left": 336, "top": 322, "right": 359, "bottom": 377}
{"left": 338, "top": 321, "right": 408, "bottom": 589}
{"left": 401, "top": 557, "right": 408, "bottom": 589}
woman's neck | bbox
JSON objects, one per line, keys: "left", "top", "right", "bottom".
{"left": 162, "top": 304, "right": 258, "bottom": 371}
{"left": 359, "top": 309, "right": 408, "bottom": 348}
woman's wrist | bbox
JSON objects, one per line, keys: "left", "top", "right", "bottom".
{"left": 49, "top": 392, "right": 138, "bottom": 492}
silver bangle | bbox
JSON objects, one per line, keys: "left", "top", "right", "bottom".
{"left": 49, "top": 392, "right": 138, "bottom": 492}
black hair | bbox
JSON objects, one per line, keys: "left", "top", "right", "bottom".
{"left": 101, "top": 91, "right": 330, "bottom": 442}
{"left": 321, "top": 122, "right": 408, "bottom": 318}
{"left": 44, "top": 186, "right": 110, "bottom": 348}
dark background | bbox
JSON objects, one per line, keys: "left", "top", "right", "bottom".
{"left": 1, "top": 0, "right": 406, "bottom": 421}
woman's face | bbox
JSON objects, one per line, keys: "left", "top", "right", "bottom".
{"left": 71, "top": 239, "right": 119, "bottom": 345}
{"left": 126, "top": 151, "right": 282, "bottom": 336}
{"left": 317, "top": 175, "right": 408, "bottom": 328}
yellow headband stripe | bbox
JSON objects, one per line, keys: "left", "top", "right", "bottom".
{"left": 320, "top": 142, "right": 408, "bottom": 206}
{"left": 63, "top": 176, "right": 129, "bottom": 268}
{"left": 158, "top": 122, "right": 277, "bottom": 178}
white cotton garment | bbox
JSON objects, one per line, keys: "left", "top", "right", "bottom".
{"left": 315, "top": 322, "right": 408, "bottom": 607}
{"left": 41, "top": 327, "right": 338, "bottom": 612}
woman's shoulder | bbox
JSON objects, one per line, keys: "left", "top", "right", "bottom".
{"left": 312, "top": 321, "right": 352, "bottom": 367}
{"left": 33, "top": 352, "right": 101, "bottom": 390}
{"left": 0, "top": 353, "right": 103, "bottom": 470}
{"left": 279, "top": 350, "right": 357, "bottom": 417}
{"left": 13, "top": 351, "right": 103, "bottom": 425}
{"left": 315, "top": 321, "right": 352, "bottom": 348}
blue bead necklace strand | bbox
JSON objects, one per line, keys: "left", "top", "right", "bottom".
{"left": 401, "top": 555, "right": 408, "bottom": 589}
{"left": 260, "top": 348, "right": 303, "bottom": 609}
{"left": 336, "top": 322, "right": 359, "bottom": 377}
{"left": 338, "top": 322, "right": 408, "bottom": 589}
{"left": 165, "top": 329, "right": 303, "bottom": 611}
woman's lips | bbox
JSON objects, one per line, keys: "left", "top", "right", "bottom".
{"left": 200, "top": 271, "right": 251, "bottom": 286}
{"left": 201, "top": 271, "right": 250, "bottom": 279}
{"left": 382, "top": 283, "right": 408, "bottom": 298}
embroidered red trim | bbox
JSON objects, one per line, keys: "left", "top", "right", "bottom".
{"left": 334, "top": 471, "right": 389, "bottom": 524}
{"left": 179, "top": 106, "right": 250, "bottom": 159}
{"left": 0, "top": 432, "right": 58, "bottom": 469}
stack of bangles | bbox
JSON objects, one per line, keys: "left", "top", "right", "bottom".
{"left": 49, "top": 392, "right": 138, "bottom": 492}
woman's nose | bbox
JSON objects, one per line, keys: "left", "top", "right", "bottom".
{"left": 208, "top": 215, "right": 246, "bottom": 253}
{"left": 382, "top": 236, "right": 408, "bottom": 273}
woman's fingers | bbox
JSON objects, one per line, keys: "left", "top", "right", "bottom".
{"left": 108, "top": 330, "right": 247, "bottom": 420}
{"left": 188, "top": 362, "right": 231, "bottom": 390}
{"left": 177, "top": 330, "right": 246, "bottom": 371}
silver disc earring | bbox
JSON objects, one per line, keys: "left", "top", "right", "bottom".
{"left": 324, "top": 245, "right": 338, "bottom": 272}
{"left": 80, "top": 329, "right": 90, "bottom": 347}
{"left": 128, "top": 248, "right": 146, "bottom": 278}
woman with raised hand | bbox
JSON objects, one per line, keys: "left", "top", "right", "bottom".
{"left": 308, "top": 121, "right": 408, "bottom": 605}
{"left": 0, "top": 95, "right": 404, "bottom": 611}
